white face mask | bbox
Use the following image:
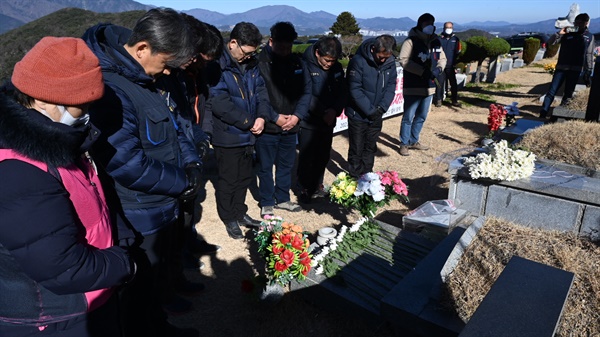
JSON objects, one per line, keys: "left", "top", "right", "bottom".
{"left": 40, "top": 105, "right": 89, "bottom": 127}
{"left": 422, "top": 25, "right": 435, "bottom": 35}
{"left": 444, "top": 28, "right": 453, "bottom": 35}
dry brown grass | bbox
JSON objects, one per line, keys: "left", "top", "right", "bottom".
{"left": 444, "top": 218, "right": 600, "bottom": 336}
{"left": 563, "top": 87, "right": 590, "bottom": 111}
{"left": 520, "top": 120, "right": 600, "bottom": 170}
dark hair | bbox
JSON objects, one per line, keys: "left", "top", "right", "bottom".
{"left": 270, "top": 22, "right": 298, "bottom": 42}
{"left": 315, "top": 36, "right": 342, "bottom": 59}
{"left": 417, "top": 13, "right": 435, "bottom": 27}
{"left": 373, "top": 34, "right": 396, "bottom": 53}
{"left": 199, "top": 23, "right": 224, "bottom": 59}
{"left": 127, "top": 8, "right": 196, "bottom": 68}
{"left": 181, "top": 14, "right": 224, "bottom": 59}
{"left": 575, "top": 13, "right": 590, "bottom": 23}
{"left": 230, "top": 22, "right": 263, "bottom": 47}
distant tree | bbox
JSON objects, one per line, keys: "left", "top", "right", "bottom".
{"left": 523, "top": 37, "right": 541, "bottom": 65}
{"left": 340, "top": 35, "right": 362, "bottom": 59}
{"left": 486, "top": 37, "right": 510, "bottom": 58}
{"left": 330, "top": 12, "right": 360, "bottom": 36}
{"left": 460, "top": 36, "right": 488, "bottom": 83}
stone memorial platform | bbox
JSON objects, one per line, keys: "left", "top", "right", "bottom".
{"left": 449, "top": 157, "right": 600, "bottom": 240}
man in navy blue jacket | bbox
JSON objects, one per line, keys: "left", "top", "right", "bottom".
{"left": 83, "top": 8, "right": 201, "bottom": 337}
{"left": 435, "top": 21, "right": 462, "bottom": 107}
{"left": 205, "top": 22, "right": 268, "bottom": 239}
{"left": 345, "top": 34, "right": 397, "bottom": 178}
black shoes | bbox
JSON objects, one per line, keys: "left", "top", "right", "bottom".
{"left": 225, "top": 221, "right": 244, "bottom": 239}
{"left": 238, "top": 214, "right": 262, "bottom": 227}
{"left": 539, "top": 109, "right": 548, "bottom": 118}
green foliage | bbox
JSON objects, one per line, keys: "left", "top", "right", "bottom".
{"left": 544, "top": 41, "right": 560, "bottom": 58}
{"left": 330, "top": 11, "right": 360, "bottom": 36}
{"left": 292, "top": 44, "right": 310, "bottom": 55}
{"left": 0, "top": 8, "right": 145, "bottom": 82}
{"left": 522, "top": 37, "right": 540, "bottom": 65}
{"left": 338, "top": 58, "right": 349, "bottom": 69}
{"left": 459, "top": 36, "right": 487, "bottom": 65}
{"left": 486, "top": 37, "right": 510, "bottom": 58}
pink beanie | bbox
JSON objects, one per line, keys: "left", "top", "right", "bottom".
{"left": 12, "top": 36, "right": 104, "bottom": 105}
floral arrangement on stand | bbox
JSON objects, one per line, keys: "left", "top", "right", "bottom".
{"left": 254, "top": 216, "right": 312, "bottom": 286}
{"left": 313, "top": 171, "right": 410, "bottom": 277}
{"left": 463, "top": 139, "right": 536, "bottom": 181}
{"left": 329, "top": 171, "right": 409, "bottom": 218}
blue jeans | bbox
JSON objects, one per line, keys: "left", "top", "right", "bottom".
{"left": 255, "top": 133, "right": 297, "bottom": 206}
{"left": 542, "top": 69, "right": 580, "bottom": 112}
{"left": 400, "top": 95, "right": 433, "bottom": 145}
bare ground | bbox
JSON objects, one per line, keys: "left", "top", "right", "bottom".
{"left": 170, "top": 60, "right": 557, "bottom": 336}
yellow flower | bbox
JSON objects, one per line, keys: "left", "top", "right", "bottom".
{"left": 345, "top": 185, "right": 356, "bottom": 195}
{"left": 335, "top": 189, "right": 344, "bottom": 199}
{"left": 338, "top": 172, "right": 347, "bottom": 180}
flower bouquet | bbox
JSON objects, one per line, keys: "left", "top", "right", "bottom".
{"left": 463, "top": 139, "right": 536, "bottom": 181}
{"left": 329, "top": 171, "right": 409, "bottom": 218}
{"left": 543, "top": 62, "right": 556, "bottom": 75}
{"left": 486, "top": 103, "right": 507, "bottom": 139}
{"left": 254, "top": 216, "right": 312, "bottom": 286}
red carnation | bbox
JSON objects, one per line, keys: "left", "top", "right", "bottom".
{"left": 280, "top": 249, "right": 296, "bottom": 266}
{"left": 274, "top": 261, "right": 288, "bottom": 272}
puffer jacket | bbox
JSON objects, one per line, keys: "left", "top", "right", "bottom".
{"left": 399, "top": 27, "right": 447, "bottom": 96}
{"left": 300, "top": 44, "right": 347, "bottom": 130}
{"left": 550, "top": 28, "right": 595, "bottom": 72}
{"left": 82, "top": 23, "right": 200, "bottom": 235}
{"left": 345, "top": 38, "right": 398, "bottom": 123}
{"left": 0, "top": 88, "right": 133, "bottom": 327}
{"left": 257, "top": 45, "right": 312, "bottom": 134}
{"left": 204, "top": 46, "right": 269, "bottom": 147}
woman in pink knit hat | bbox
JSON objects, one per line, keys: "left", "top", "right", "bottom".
{"left": 0, "top": 36, "right": 136, "bottom": 337}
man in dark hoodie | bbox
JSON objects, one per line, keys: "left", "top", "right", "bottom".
{"left": 398, "top": 13, "right": 447, "bottom": 156}
{"left": 539, "top": 13, "right": 595, "bottom": 118}
{"left": 297, "top": 36, "right": 347, "bottom": 202}
{"left": 435, "top": 21, "right": 462, "bottom": 108}
{"left": 256, "top": 22, "right": 311, "bottom": 217}
{"left": 82, "top": 8, "right": 200, "bottom": 337}
{"left": 345, "top": 34, "right": 397, "bottom": 178}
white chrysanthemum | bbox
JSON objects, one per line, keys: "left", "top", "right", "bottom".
{"left": 463, "top": 140, "right": 536, "bottom": 181}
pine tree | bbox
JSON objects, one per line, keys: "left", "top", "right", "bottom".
{"left": 330, "top": 12, "right": 360, "bottom": 36}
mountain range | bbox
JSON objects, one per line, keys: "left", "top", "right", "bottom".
{"left": 0, "top": 0, "right": 598, "bottom": 36}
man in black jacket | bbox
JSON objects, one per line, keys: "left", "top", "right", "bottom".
{"left": 435, "top": 21, "right": 462, "bottom": 107}
{"left": 345, "top": 34, "right": 397, "bottom": 178}
{"left": 297, "top": 36, "right": 347, "bottom": 202}
{"left": 540, "top": 13, "right": 595, "bottom": 118}
{"left": 256, "top": 22, "right": 311, "bottom": 217}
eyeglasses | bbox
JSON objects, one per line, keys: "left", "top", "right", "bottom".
{"left": 236, "top": 42, "right": 257, "bottom": 59}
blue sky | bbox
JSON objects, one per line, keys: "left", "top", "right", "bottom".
{"left": 141, "top": 0, "right": 600, "bottom": 24}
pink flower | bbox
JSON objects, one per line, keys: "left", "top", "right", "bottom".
{"left": 381, "top": 176, "right": 392, "bottom": 185}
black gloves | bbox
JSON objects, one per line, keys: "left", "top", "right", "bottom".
{"left": 180, "top": 162, "right": 202, "bottom": 201}
{"left": 195, "top": 139, "right": 210, "bottom": 159}
{"left": 583, "top": 70, "right": 592, "bottom": 87}
{"left": 367, "top": 106, "right": 386, "bottom": 121}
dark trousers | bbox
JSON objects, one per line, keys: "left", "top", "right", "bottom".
{"left": 347, "top": 117, "right": 382, "bottom": 178}
{"left": 435, "top": 68, "right": 458, "bottom": 103}
{"left": 297, "top": 127, "right": 333, "bottom": 195}
{"left": 542, "top": 69, "right": 580, "bottom": 112}
{"left": 214, "top": 146, "right": 253, "bottom": 223}
{"left": 119, "top": 226, "right": 174, "bottom": 337}
{"left": 255, "top": 133, "right": 297, "bottom": 206}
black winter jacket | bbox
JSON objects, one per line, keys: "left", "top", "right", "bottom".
{"left": 345, "top": 38, "right": 398, "bottom": 123}
{"left": 300, "top": 44, "right": 347, "bottom": 130}
{"left": 257, "top": 45, "right": 312, "bottom": 134}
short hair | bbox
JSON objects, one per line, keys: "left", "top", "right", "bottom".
{"left": 181, "top": 14, "right": 224, "bottom": 59}
{"left": 230, "top": 22, "right": 263, "bottom": 47}
{"left": 199, "top": 23, "right": 224, "bottom": 59}
{"left": 575, "top": 13, "right": 590, "bottom": 23}
{"left": 127, "top": 8, "right": 195, "bottom": 68}
{"left": 417, "top": 13, "right": 435, "bottom": 27}
{"left": 315, "top": 36, "right": 342, "bottom": 59}
{"left": 270, "top": 22, "right": 298, "bottom": 42}
{"left": 373, "top": 34, "right": 396, "bottom": 53}
{"left": 444, "top": 21, "right": 454, "bottom": 27}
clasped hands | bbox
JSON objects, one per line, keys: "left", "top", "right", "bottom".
{"left": 275, "top": 114, "right": 299, "bottom": 131}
